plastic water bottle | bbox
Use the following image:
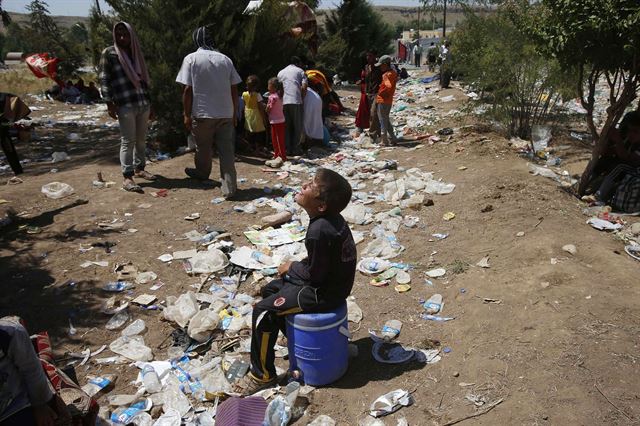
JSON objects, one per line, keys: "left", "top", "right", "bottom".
{"left": 140, "top": 364, "right": 162, "bottom": 394}
{"left": 102, "top": 281, "right": 130, "bottom": 292}
{"left": 81, "top": 374, "right": 116, "bottom": 397}
{"left": 199, "top": 231, "right": 219, "bottom": 244}
{"left": 251, "top": 251, "right": 273, "bottom": 265}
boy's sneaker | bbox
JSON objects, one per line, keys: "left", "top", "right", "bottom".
{"left": 233, "top": 372, "right": 278, "bottom": 396}
{"left": 265, "top": 157, "right": 284, "bottom": 168}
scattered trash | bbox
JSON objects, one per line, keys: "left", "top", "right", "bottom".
{"left": 562, "top": 244, "right": 577, "bottom": 255}
{"left": 443, "top": 212, "right": 456, "bottom": 221}
{"left": 587, "top": 218, "right": 623, "bottom": 231}
{"left": 135, "top": 271, "right": 157, "bottom": 284}
{"left": 422, "top": 294, "right": 444, "bottom": 314}
{"left": 358, "top": 257, "right": 391, "bottom": 275}
{"left": 41, "top": 182, "right": 74, "bottom": 199}
{"left": 157, "top": 254, "right": 174, "bottom": 263}
{"left": 426, "top": 268, "right": 446, "bottom": 278}
{"left": 476, "top": 256, "right": 490, "bottom": 268}
{"left": 625, "top": 245, "right": 640, "bottom": 261}
{"left": 184, "top": 213, "right": 200, "bottom": 221}
{"left": 369, "top": 389, "right": 414, "bottom": 417}
{"left": 51, "top": 151, "right": 69, "bottom": 162}
{"left": 421, "top": 314, "right": 455, "bottom": 322}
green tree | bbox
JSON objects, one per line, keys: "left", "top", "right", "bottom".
{"left": 0, "top": 0, "right": 11, "bottom": 27}
{"left": 522, "top": 0, "right": 640, "bottom": 194}
{"left": 318, "top": 0, "right": 394, "bottom": 80}
{"left": 451, "top": 4, "right": 573, "bottom": 140}
{"left": 25, "top": 0, "right": 85, "bottom": 77}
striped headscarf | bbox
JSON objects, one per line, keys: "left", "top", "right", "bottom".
{"left": 112, "top": 22, "right": 150, "bottom": 89}
{"left": 193, "top": 26, "right": 215, "bottom": 50}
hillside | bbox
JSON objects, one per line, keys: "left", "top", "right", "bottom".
{"left": 4, "top": 11, "right": 88, "bottom": 30}
{"left": 317, "top": 5, "right": 470, "bottom": 28}
{"left": 3, "top": 6, "right": 468, "bottom": 34}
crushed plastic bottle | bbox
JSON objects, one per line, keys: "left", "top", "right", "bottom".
{"left": 121, "top": 319, "right": 145, "bottom": 336}
{"left": 110, "top": 399, "right": 151, "bottom": 425}
{"left": 106, "top": 310, "right": 130, "bottom": 330}
{"left": 381, "top": 320, "right": 403, "bottom": 341}
{"left": 199, "top": 231, "right": 219, "bottom": 244}
{"left": 102, "top": 281, "right": 131, "bottom": 292}
{"left": 81, "top": 374, "right": 116, "bottom": 397}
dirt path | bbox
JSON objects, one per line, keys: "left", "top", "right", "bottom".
{"left": 1, "top": 72, "right": 639, "bottom": 425}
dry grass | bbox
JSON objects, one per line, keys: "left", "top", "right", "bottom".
{"left": 0, "top": 68, "right": 52, "bottom": 98}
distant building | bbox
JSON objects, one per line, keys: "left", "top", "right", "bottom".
{"left": 4, "top": 52, "right": 27, "bottom": 66}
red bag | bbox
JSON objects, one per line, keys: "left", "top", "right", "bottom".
{"left": 25, "top": 53, "right": 63, "bottom": 86}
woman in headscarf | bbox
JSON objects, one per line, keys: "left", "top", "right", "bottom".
{"left": 99, "top": 21, "right": 156, "bottom": 193}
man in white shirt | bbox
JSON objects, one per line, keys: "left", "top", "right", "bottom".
{"left": 413, "top": 41, "right": 423, "bottom": 67}
{"left": 277, "top": 57, "right": 308, "bottom": 156}
{"left": 176, "top": 26, "right": 242, "bottom": 198}
{"left": 303, "top": 87, "right": 324, "bottom": 147}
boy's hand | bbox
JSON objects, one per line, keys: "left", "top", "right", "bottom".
{"left": 278, "top": 261, "right": 292, "bottom": 276}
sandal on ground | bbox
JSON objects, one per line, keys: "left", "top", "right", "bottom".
{"left": 123, "top": 181, "right": 143, "bottom": 193}
{"left": 232, "top": 372, "right": 277, "bottom": 396}
{"left": 135, "top": 170, "right": 157, "bottom": 181}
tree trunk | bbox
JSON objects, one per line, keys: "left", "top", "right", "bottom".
{"left": 577, "top": 76, "right": 638, "bottom": 196}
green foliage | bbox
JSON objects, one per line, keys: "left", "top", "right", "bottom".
{"left": 1, "top": 0, "right": 11, "bottom": 27}
{"left": 1, "top": 0, "right": 86, "bottom": 77}
{"left": 517, "top": 0, "right": 640, "bottom": 193}
{"left": 318, "top": 0, "right": 394, "bottom": 80}
{"left": 451, "top": 7, "right": 574, "bottom": 139}
{"left": 95, "top": 0, "right": 307, "bottom": 144}
{"left": 88, "top": 6, "right": 114, "bottom": 69}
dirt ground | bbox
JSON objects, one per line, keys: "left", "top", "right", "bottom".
{"left": 1, "top": 69, "right": 639, "bottom": 425}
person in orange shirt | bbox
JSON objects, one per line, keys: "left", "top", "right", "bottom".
{"left": 370, "top": 55, "right": 398, "bottom": 146}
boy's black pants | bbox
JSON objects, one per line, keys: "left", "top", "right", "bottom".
{"left": 250, "top": 278, "right": 332, "bottom": 382}
{"left": 0, "top": 125, "right": 23, "bottom": 175}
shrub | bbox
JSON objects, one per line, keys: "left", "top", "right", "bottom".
{"left": 450, "top": 7, "right": 574, "bottom": 139}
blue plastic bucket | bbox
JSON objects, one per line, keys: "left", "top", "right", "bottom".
{"left": 285, "top": 302, "right": 349, "bottom": 386}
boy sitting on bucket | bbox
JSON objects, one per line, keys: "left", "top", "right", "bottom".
{"left": 234, "top": 168, "right": 357, "bottom": 395}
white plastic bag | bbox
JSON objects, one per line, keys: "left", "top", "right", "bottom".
{"left": 383, "top": 179, "right": 406, "bottom": 204}
{"left": 187, "top": 309, "right": 219, "bottom": 342}
{"left": 109, "top": 335, "right": 153, "bottom": 362}
{"left": 188, "top": 249, "right": 229, "bottom": 274}
{"left": 41, "top": 182, "right": 74, "bottom": 199}
{"left": 163, "top": 292, "right": 199, "bottom": 327}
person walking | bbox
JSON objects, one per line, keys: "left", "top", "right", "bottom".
{"left": 176, "top": 26, "right": 242, "bottom": 199}
{"left": 427, "top": 41, "right": 437, "bottom": 72}
{"left": 364, "top": 51, "right": 382, "bottom": 138}
{"left": 413, "top": 41, "right": 423, "bottom": 68}
{"left": 371, "top": 55, "right": 398, "bottom": 146}
{"left": 277, "top": 57, "right": 307, "bottom": 156}
{"left": 99, "top": 21, "right": 156, "bottom": 193}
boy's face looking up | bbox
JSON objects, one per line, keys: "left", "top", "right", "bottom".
{"left": 295, "top": 177, "right": 327, "bottom": 217}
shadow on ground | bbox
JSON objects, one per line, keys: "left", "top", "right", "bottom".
{"left": 0, "top": 198, "right": 116, "bottom": 345}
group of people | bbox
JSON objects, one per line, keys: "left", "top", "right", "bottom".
{"left": 99, "top": 22, "right": 335, "bottom": 196}
{"left": 238, "top": 57, "right": 330, "bottom": 170}
{"left": 2, "top": 22, "right": 360, "bottom": 420}
{"left": 411, "top": 41, "right": 440, "bottom": 71}
{"left": 45, "top": 78, "right": 102, "bottom": 104}
{"left": 355, "top": 51, "right": 400, "bottom": 146}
